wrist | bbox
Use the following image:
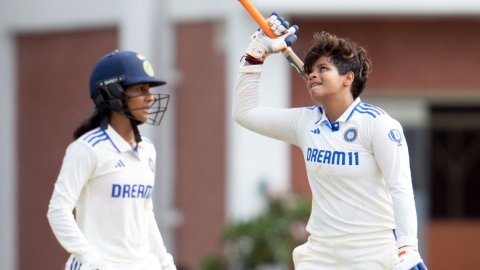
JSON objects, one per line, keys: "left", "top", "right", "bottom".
{"left": 244, "top": 54, "right": 264, "bottom": 65}
{"left": 396, "top": 237, "right": 418, "bottom": 249}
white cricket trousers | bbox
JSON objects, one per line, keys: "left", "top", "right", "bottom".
{"left": 293, "top": 230, "right": 398, "bottom": 270}
{"left": 65, "top": 253, "right": 162, "bottom": 270}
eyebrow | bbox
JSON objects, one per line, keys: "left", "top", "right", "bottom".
{"left": 314, "top": 62, "right": 330, "bottom": 68}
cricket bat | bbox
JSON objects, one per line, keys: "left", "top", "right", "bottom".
{"left": 238, "top": 0, "right": 307, "bottom": 80}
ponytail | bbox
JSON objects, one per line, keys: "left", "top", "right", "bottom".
{"left": 73, "top": 107, "right": 110, "bottom": 139}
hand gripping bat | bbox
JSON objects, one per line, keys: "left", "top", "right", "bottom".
{"left": 238, "top": 0, "right": 307, "bottom": 80}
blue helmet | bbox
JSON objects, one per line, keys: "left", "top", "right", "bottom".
{"left": 89, "top": 50, "right": 169, "bottom": 129}
{"left": 89, "top": 50, "right": 166, "bottom": 98}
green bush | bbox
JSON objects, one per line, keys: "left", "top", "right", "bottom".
{"left": 198, "top": 255, "right": 228, "bottom": 270}
{"left": 221, "top": 191, "right": 311, "bottom": 270}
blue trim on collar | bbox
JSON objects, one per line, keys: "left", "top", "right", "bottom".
{"left": 346, "top": 105, "right": 357, "bottom": 121}
{"left": 322, "top": 119, "right": 340, "bottom": 132}
{"left": 314, "top": 107, "right": 323, "bottom": 124}
{"left": 101, "top": 128, "right": 122, "bottom": 153}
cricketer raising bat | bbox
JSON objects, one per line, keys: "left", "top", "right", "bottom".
{"left": 237, "top": 0, "right": 307, "bottom": 80}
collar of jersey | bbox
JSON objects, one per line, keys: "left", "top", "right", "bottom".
{"left": 104, "top": 124, "right": 145, "bottom": 153}
{"left": 318, "top": 97, "right": 361, "bottom": 124}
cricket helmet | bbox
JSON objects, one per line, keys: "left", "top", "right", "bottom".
{"left": 89, "top": 50, "right": 169, "bottom": 128}
{"left": 89, "top": 50, "right": 166, "bottom": 98}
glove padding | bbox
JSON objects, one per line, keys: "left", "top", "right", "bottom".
{"left": 245, "top": 13, "right": 298, "bottom": 64}
{"left": 395, "top": 246, "right": 428, "bottom": 270}
{"left": 267, "top": 12, "right": 294, "bottom": 36}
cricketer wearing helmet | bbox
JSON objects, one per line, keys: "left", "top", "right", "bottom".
{"left": 47, "top": 51, "right": 176, "bottom": 270}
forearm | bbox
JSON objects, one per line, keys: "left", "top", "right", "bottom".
{"left": 233, "top": 66, "right": 300, "bottom": 145}
{"left": 391, "top": 192, "right": 419, "bottom": 248}
{"left": 147, "top": 210, "right": 176, "bottom": 269}
{"left": 371, "top": 116, "right": 419, "bottom": 247}
{"left": 46, "top": 141, "right": 102, "bottom": 266}
{"left": 47, "top": 205, "right": 101, "bottom": 265}
{"left": 232, "top": 64, "right": 262, "bottom": 125}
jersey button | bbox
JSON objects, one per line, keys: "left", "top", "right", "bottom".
{"left": 332, "top": 122, "right": 339, "bottom": 131}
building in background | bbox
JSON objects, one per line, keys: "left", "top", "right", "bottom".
{"left": 1, "top": 0, "right": 479, "bottom": 269}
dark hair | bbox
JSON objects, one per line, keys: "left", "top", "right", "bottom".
{"left": 73, "top": 106, "right": 111, "bottom": 139}
{"left": 303, "top": 31, "right": 372, "bottom": 99}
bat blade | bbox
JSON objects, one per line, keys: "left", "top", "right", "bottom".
{"left": 238, "top": 0, "right": 276, "bottom": 38}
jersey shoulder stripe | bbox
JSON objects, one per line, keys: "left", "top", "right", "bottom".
{"left": 361, "top": 102, "right": 386, "bottom": 114}
{"left": 83, "top": 127, "right": 103, "bottom": 140}
{"left": 302, "top": 106, "right": 323, "bottom": 124}
{"left": 352, "top": 102, "right": 385, "bottom": 118}
{"left": 68, "top": 256, "right": 81, "bottom": 270}
{"left": 82, "top": 128, "right": 108, "bottom": 147}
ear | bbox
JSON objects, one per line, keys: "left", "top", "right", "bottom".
{"left": 343, "top": 71, "right": 354, "bottom": 86}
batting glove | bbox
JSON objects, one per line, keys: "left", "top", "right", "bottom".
{"left": 267, "top": 12, "right": 295, "bottom": 36}
{"left": 395, "top": 246, "right": 428, "bottom": 270}
{"left": 244, "top": 13, "right": 298, "bottom": 64}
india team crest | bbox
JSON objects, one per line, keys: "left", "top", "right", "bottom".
{"left": 344, "top": 128, "right": 358, "bottom": 142}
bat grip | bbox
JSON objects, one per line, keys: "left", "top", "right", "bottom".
{"left": 283, "top": 48, "right": 307, "bottom": 81}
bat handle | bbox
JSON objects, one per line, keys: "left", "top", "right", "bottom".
{"left": 283, "top": 48, "right": 307, "bottom": 81}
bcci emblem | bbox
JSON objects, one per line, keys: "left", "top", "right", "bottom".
{"left": 149, "top": 158, "right": 155, "bottom": 173}
{"left": 143, "top": 60, "right": 155, "bottom": 77}
{"left": 136, "top": 53, "right": 155, "bottom": 77}
{"left": 344, "top": 128, "right": 358, "bottom": 142}
{"left": 388, "top": 129, "right": 403, "bottom": 146}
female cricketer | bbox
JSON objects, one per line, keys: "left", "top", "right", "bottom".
{"left": 47, "top": 50, "right": 177, "bottom": 270}
{"left": 233, "top": 14, "right": 428, "bottom": 270}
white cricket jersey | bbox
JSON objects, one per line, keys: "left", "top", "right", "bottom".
{"left": 47, "top": 125, "right": 175, "bottom": 269}
{"left": 233, "top": 65, "right": 419, "bottom": 248}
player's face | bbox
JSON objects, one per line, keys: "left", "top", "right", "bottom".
{"left": 124, "top": 83, "right": 154, "bottom": 123}
{"left": 307, "top": 56, "right": 352, "bottom": 104}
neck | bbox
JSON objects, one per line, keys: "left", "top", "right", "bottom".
{"left": 109, "top": 112, "right": 136, "bottom": 147}
{"left": 323, "top": 94, "right": 355, "bottom": 122}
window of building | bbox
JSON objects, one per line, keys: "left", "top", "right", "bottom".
{"left": 430, "top": 105, "right": 480, "bottom": 218}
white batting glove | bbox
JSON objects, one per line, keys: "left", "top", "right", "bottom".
{"left": 244, "top": 13, "right": 298, "bottom": 64}
{"left": 267, "top": 12, "right": 294, "bottom": 36}
{"left": 395, "top": 246, "right": 428, "bottom": 270}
